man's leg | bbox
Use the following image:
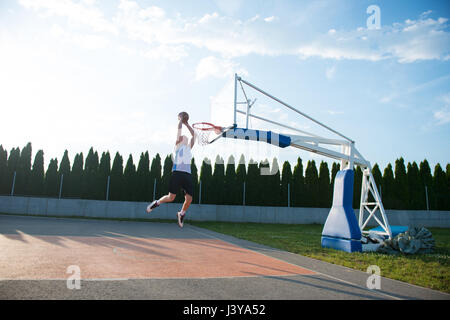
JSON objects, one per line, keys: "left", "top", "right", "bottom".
{"left": 177, "top": 193, "right": 192, "bottom": 228}
{"left": 181, "top": 194, "right": 192, "bottom": 212}
{"left": 159, "top": 193, "right": 177, "bottom": 204}
{"left": 147, "top": 193, "right": 176, "bottom": 213}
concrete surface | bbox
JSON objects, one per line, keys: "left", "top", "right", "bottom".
{"left": 0, "top": 214, "right": 448, "bottom": 300}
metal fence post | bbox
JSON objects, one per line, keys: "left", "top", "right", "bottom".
{"left": 288, "top": 183, "right": 290, "bottom": 207}
{"left": 10, "top": 171, "right": 16, "bottom": 196}
{"left": 425, "top": 185, "right": 429, "bottom": 211}
{"left": 199, "top": 180, "right": 202, "bottom": 205}
{"left": 106, "top": 176, "right": 110, "bottom": 201}
{"left": 59, "top": 174, "right": 64, "bottom": 199}
{"left": 153, "top": 178, "right": 157, "bottom": 201}
{"left": 243, "top": 182, "right": 246, "bottom": 206}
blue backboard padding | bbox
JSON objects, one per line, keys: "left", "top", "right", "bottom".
{"left": 223, "top": 128, "right": 291, "bottom": 148}
{"left": 322, "top": 169, "right": 362, "bottom": 241}
{"left": 321, "top": 236, "right": 362, "bottom": 252}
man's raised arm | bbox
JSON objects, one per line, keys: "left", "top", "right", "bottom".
{"left": 184, "top": 122, "right": 196, "bottom": 148}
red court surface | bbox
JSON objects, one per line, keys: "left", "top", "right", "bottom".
{"left": 0, "top": 234, "right": 315, "bottom": 280}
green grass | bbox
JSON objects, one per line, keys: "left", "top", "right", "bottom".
{"left": 188, "top": 221, "right": 450, "bottom": 293}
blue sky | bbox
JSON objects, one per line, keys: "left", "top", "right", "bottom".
{"left": 0, "top": 0, "right": 449, "bottom": 173}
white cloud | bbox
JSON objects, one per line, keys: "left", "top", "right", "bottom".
{"left": 325, "top": 65, "right": 336, "bottom": 79}
{"left": 198, "top": 12, "right": 219, "bottom": 24}
{"left": 19, "top": 0, "right": 118, "bottom": 35}
{"left": 326, "top": 110, "right": 344, "bottom": 115}
{"left": 50, "top": 24, "right": 110, "bottom": 49}
{"left": 297, "top": 15, "right": 450, "bottom": 63}
{"left": 140, "top": 44, "right": 188, "bottom": 62}
{"left": 264, "top": 16, "right": 277, "bottom": 23}
{"left": 433, "top": 94, "right": 450, "bottom": 125}
{"left": 433, "top": 108, "right": 450, "bottom": 125}
{"left": 114, "top": 1, "right": 289, "bottom": 58}
{"left": 195, "top": 56, "right": 236, "bottom": 81}
{"left": 19, "top": 0, "right": 450, "bottom": 64}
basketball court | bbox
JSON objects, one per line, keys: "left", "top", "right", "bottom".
{"left": 0, "top": 214, "right": 447, "bottom": 300}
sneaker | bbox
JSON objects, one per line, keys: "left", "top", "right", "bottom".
{"left": 177, "top": 211, "right": 185, "bottom": 228}
{"left": 146, "top": 200, "right": 159, "bottom": 213}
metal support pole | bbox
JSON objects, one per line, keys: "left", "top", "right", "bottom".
{"left": 238, "top": 76, "right": 354, "bottom": 143}
{"left": 59, "top": 174, "right": 64, "bottom": 199}
{"left": 153, "top": 178, "right": 157, "bottom": 201}
{"left": 233, "top": 73, "right": 237, "bottom": 126}
{"left": 10, "top": 171, "right": 16, "bottom": 196}
{"left": 288, "top": 183, "right": 290, "bottom": 207}
{"left": 199, "top": 180, "right": 202, "bottom": 205}
{"left": 106, "top": 175, "right": 110, "bottom": 201}
{"left": 243, "top": 182, "right": 246, "bottom": 206}
{"left": 425, "top": 185, "right": 429, "bottom": 211}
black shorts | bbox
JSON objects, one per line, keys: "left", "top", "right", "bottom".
{"left": 168, "top": 171, "right": 193, "bottom": 196}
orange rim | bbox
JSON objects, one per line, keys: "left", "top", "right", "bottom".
{"left": 192, "top": 122, "right": 221, "bottom": 131}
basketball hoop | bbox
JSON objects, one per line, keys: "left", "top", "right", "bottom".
{"left": 192, "top": 122, "right": 223, "bottom": 146}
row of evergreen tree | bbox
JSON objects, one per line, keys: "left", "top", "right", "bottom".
{"left": 0, "top": 143, "right": 449, "bottom": 210}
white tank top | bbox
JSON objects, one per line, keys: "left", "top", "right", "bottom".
{"left": 172, "top": 143, "right": 192, "bottom": 174}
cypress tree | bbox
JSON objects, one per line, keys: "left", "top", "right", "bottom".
{"left": 191, "top": 158, "right": 199, "bottom": 204}
{"left": 292, "top": 157, "right": 305, "bottom": 207}
{"left": 406, "top": 162, "right": 421, "bottom": 209}
{"left": 110, "top": 152, "right": 124, "bottom": 201}
{"left": 83, "top": 148, "right": 99, "bottom": 200}
{"left": 246, "top": 159, "right": 259, "bottom": 206}
{"left": 98, "top": 151, "right": 111, "bottom": 200}
{"left": 30, "top": 150, "right": 44, "bottom": 196}
{"left": 44, "top": 158, "right": 59, "bottom": 197}
{"left": 150, "top": 154, "right": 162, "bottom": 200}
{"left": 7, "top": 147, "right": 21, "bottom": 195}
{"left": 304, "top": 160, "right": 319, "bottom": 207}
{"left": 224, "top": 155, "right": 237, "bottom": 205}
{"left": 330, "top": 162, "right": 340, "bottom": 186}
{"left": 447, "top": 164, "right": 450, "bottom": 189}
{"left": 123, "top": 154, "right": 137, "bottom": 201}
{"left": 433, "top": 163, "right": 447, "bottom": 210}
{"left": 280, "top": 161, "right": 292, "bottom": 207}
{"left": 16, "top": 142, "right": 32, "bottom": 195}
{"left": 318, "top": 161, "right": 331, "bottom": 208}
{"left": 447, "top": 164, "right": 450, "bottom": 210}
{"left": 136, "top": 152, "right": 150, "bottom": 201}
{"left": 199, "top": 158, "right": 213, "bottom": 204}
{"left": 236, "top": 154, "right": 246, "bottom": 205}
{"left": 353, "top": 166, "right": 363, "bottom": 209}
{"left": 70, "top": 153, "right": 84, "bottom": 199}
{"left": 59, "top": 150, "right": 71, "bottom": 198}
{"left": 393, "top": 157, "right": 408, "bottom": 209}
{"left": 419, "top": 160, "right": 434, "bottom": 210}
{"left": 161, "top": 155, "right": 173, "bottom": 200}
{"left": 330, "top": 162, "right": 340, "bottom": 202}
{"left": 257, "top": 159, "right": 271, "bottom": 206}
{"left": 0, "top": 146, "right": 8, "bottom": 194}
{"left": 212, "top": 155, "right": 225, "bottom": 205}
{"left": 382, "top": 163, "right": 395, "bottom": 209}
{"left": 269, "top": 158, "right": 281, "bottom": 206}
{"left": 371, "top": 163, "right": 383, "bottom": 201}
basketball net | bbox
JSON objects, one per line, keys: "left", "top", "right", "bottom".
{"left": 192, "top": 122, "right": 222, "bottom": 146}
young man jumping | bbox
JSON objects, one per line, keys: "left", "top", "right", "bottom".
{"left": 146, "top": 112, "right": 195, "bottom": 228}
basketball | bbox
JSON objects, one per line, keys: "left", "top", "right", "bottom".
{"left": 178, "top": 111, "right": 189, "bottom": 123}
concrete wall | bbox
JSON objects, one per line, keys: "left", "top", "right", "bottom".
{"left": 0, "top": 195, "right": 449, "bottom": 228}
